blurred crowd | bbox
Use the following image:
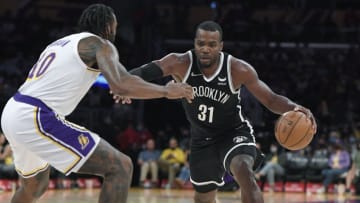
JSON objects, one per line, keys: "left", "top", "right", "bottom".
{"left": 0, "top": 0, "right": 360, "bottom": 190}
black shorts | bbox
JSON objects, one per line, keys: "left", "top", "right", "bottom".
{"left": 189, "top": 122, "right": 257, "bottom": 193}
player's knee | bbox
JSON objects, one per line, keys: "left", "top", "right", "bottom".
{"left": 21, "top": 177, "right": 49, "bottom": 199}
{"left": 123, "top": 155, "right": 133, "bottom": 176}
{"left": 230, "top": 155, "right": 253, "bottom": 177}
{"left": 112, "top": 153, "right": 133, "bottom": 177}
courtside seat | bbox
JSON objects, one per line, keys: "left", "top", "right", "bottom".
{"left": 304, "top": 150, "right": 329, "bottom": 192}
{"left": 305, "top": 150, "right": 329, "bottom": 182}
{"left": 283, "top": 152, "right": 309, "bottom": 192}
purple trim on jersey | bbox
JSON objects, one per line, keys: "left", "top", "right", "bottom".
{"left": 13, "top": 92, "right": 96, "bottom": 157}
{"left": 14, "top": 92, "right": 51, "bottom": 111}
{"left": 37, "top": 108, "right": 95, "bottom": 156}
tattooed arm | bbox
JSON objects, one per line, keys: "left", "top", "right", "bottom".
{"left": 77, "top": 36, "right": 193, "bottom": 101}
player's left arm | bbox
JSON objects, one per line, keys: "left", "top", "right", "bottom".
{"left": 231, "top": 58, "right": 317, "bottom": 129}
{"left": 129, "top": 52, "right": 190, "bottom": 82}
{"left": 113, "top": 53, "right": 190, "bottom": 103}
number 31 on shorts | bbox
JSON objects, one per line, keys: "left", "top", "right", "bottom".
{"left": 198, "top": 104, "right": 214, "bottom": 123}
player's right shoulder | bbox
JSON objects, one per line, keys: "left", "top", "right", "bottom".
{"left": 78, "top": 36, "right": 113, "bottom": 66}
{"left": 78, "top": 35, "right": 109, "bottom": 50}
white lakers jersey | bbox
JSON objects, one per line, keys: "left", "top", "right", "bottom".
{"left": 18, "top": 32, "right": 101, "bottom": 116}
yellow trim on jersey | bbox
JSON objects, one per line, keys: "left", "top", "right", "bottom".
{"left": 25, "top": 76, "right": 41, "bottom": 82}
{"left": 33, "top": 108, "right": 81, "bottom": 174}
{"left": 86, "top": 66, "right": 101, "bottom": 72}
{"left": 16, "top": 163, "right": 49, "bottom": 178}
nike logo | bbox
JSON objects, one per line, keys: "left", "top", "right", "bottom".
{"left": 233, "top": 136, "right": 248, "bottom": 143}
{"left": 191, "top": 72, "right": 202, "bottom": 77}
{"left": 218, "top": 77, "right": 226, "bottom": 82}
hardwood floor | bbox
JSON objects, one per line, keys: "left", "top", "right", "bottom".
{"left": 1, "top": 188, "right": 360, "bottom": 203}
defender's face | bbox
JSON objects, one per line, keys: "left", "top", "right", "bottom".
{"left": 194, "top": 29, "right": 223, "bottom": 68}
{"left": 107, "top": 14, "right": 117, "bottom": 42}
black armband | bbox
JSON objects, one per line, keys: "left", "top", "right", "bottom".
{"left": 129, "top": 62, "right": 163, "bottom": 81}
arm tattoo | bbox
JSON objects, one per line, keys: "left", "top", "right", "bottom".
{"left": 78, "top": 37, "right": 102, "bottom": 67}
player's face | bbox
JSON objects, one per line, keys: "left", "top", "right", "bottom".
{"left": 194, "top": 29, "right": 223, "bottom": 68}
{"left": 107, "top": 14, "right": 117, "bottom": 42}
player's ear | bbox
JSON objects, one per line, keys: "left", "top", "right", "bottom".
{"left": 219, "top": 41, "right": 224, "bottom": 51}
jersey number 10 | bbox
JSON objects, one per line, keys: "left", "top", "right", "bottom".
{"left": 27, "top": 52, "right": 56, "bottom": 80}
{"left": 198, "top": 104, "right": 214, "bottom": 123}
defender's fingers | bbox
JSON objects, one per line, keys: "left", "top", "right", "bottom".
{"left": 184, "top": 84, "right": 194, "bottom": 98}
{"left": 122, "top": 98, "right": 132, "bottom": 104}
{"left": 185, "top": 94, "right": 193, "bottom": 103}
{"left": 183, "top": 86, "right": 194, "bottom": 98}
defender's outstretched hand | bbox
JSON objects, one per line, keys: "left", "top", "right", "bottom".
{"left": 110, "top": 91, "right": 132, "bottom": 104}
{"left": 110, "top": 81, "right": 194, "bottom": 104}
{"left": 164, "top": 80, "right": 194, "bottom": 103}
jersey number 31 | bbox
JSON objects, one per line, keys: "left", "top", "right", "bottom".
{"left": 198, "top": 104, "right": 214, "bottom": 123}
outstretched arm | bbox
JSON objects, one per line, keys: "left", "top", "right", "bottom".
{"left": 129, "top": 53, "right": 190, "bottom": 82}
{"left": 232, "top": 59, "right": 316, "bottom": 130}
{"left": 78, "top": 36, "right": 193, "bottom": 101}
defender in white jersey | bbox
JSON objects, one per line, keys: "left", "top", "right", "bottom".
{"left": 123, "top": 21, "right": 317, "bottom": 203}
{"left": 0, "top": 4, "right": 193, "bottom": 203}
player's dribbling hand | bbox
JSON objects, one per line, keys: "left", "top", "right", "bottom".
{"left": 294, "top": 105, "right": 317, "bottom": 134}
{"left": 109, "top": 90, "right": 132, "bottom": 104}
{"left": 164, "top": 80, "right": 194, "bottom": 103}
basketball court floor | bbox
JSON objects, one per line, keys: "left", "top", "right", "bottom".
{"left": 1, "top": 188, "right": 360, "bottom": 203}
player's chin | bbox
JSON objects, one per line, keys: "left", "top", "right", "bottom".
{"left": 199, "top": 61, "right": 211, "bottom": 68}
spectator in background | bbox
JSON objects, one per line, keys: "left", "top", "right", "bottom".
{"left": 116, "top": 122, "right": 140, "bottom": 152}
{"left": 136, "top": 123, "right": 153, "bottom": 148}
{"left": 346, "top": 141, "right": 360, "bottom": 194}
{"left": 255, "top": 143, "right": 285, "bottom": 192}
{"left": 317, "top": 143, "right": 351, "bottom": 193}
{"left": 328, "top": 130, "right": 341, "bottom": 145}
{"left": 174, "top": 149, "right": 191, "bottom": 189}
{"left": 155, "top": 129, "right": 169, "bottom": 150}
{"left": 179, "top": 126, "right": 191, "bottom": 150}
{"left": 159, "top": 137, "right": 186, "bottom": 189}
{"left": 0, "top": 132, "right": 16, "bottom": 179}
{"left": 137, "top": 139, "right": 160, "bottom": 188}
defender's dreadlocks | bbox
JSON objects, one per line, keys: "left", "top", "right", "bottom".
{"left": 78, "top": 4, "right": 114, "bottom": 36}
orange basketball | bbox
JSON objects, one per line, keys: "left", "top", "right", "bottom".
{"left": 274, "top": 110, "right": 315, "bottom": 150}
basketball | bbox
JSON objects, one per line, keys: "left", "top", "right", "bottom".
{"left": 275, "top": 110, "right": 315, "bottom": 150}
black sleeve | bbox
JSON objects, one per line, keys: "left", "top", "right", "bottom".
{"left": 129, "top": 62, "right": 164, "bottom": 82}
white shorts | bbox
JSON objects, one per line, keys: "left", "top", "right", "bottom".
{"left": 1, "top": 93, "right": 100, "bottom": 178}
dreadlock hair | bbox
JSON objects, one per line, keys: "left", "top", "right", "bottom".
{"left": 78, "top": 4, "right": 114, "bottom": 36}
{"left": 196, "top": 21, "right": 223, "bottom": 41}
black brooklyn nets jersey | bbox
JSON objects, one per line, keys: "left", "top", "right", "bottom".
{"left": 182, "top": 50, "right": 248, "bottom": 136}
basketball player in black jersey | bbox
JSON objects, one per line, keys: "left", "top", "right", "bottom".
{"left": 117, "top": 21, "right": 317, "bottom": 203}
